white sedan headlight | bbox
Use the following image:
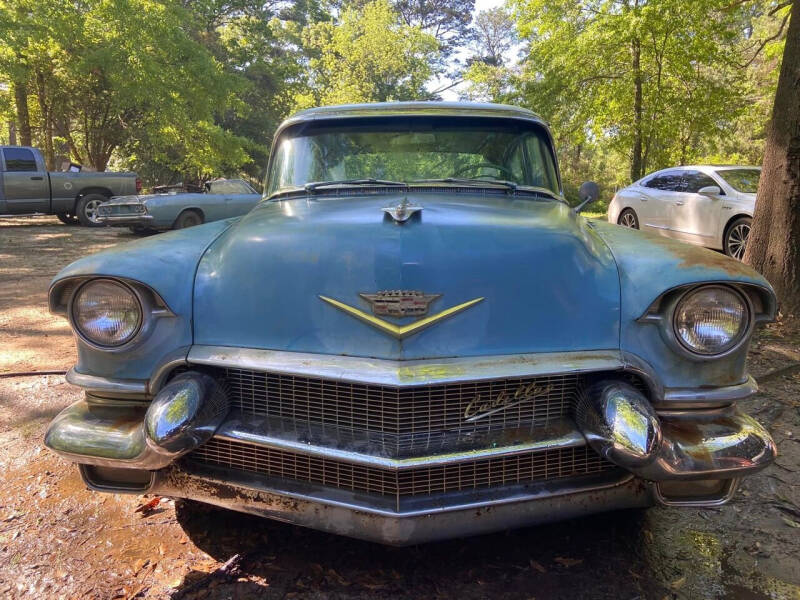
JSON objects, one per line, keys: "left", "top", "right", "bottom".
{"left": 72, "top": 279, "right": 142, "bottom": 347}
{"left": 673, "top": 286, "right": 749, "bottom": 355}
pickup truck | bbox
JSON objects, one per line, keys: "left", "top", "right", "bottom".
{"left": 0, "top": 146, "right": 140, "bottom": 226}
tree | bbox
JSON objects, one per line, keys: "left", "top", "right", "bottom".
{"left": 469, "top": 7, "right": 517, "bottom": 67}
{"left": 509, "top": 0, "right": 760, "bottom": 189}
{"left": 460, "top": 7, "right": 520, "bottom": 102}
{"left": 744, "top": 0, "right": 800, "bottom": 313}
{"left": 394, "top": 0, "right": 474, "bottom": 56}
{"left": 297, "top": 0, "right": 439, "bottom": 107}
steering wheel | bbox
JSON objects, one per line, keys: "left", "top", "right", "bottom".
{"left": 452, "top": 162, "right": 515, "bottom": 180}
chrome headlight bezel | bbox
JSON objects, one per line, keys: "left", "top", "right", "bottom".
{"left": 639, "top": 283, "right": 760, "bottom": 361}
{"left": 670, "top": 285, "right": 752, "bottom": 357}
{"left": 69, "top": 278, "right": 145, "bottom": 349}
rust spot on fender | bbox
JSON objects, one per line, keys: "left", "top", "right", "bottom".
{"left": 644, "top": 233, "right": 757, "bottom": 276}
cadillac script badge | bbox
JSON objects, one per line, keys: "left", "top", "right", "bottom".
{"left": 359, "top": 290, "right": 440, "bottom": 318}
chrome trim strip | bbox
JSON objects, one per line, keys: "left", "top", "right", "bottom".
{"left": 148, "top": 349, "right": 191, "bottom": 395}
{"left": 662, "top": 375, "right": 757, "bottom": 404}
{"left": 188, "top": 346, "right": 625, "bottom": 386}
{"left": 213, "top": 417, "right": 587, "bottom": 469}
{"left": 66, "top": 367, "right": 147, "bottom": 396}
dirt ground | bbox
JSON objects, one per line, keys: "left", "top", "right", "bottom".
{"left": 1, "top": 215, "right": 799, "bottom": 600}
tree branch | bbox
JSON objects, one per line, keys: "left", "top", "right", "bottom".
{"left": 740, "top": 11, "right": 790, "bottom": 68}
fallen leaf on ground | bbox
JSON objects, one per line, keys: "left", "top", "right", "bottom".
{"left": 670, "top": 576, "right": 687, "bottom": 591}
{"left": 781, "top": 516, "right": 800, "bottom": 528}
{"left": 134, "top": 496, "right": 161, "bottom": 516}
{"left": 554, "top": 557, "right": 583, "bottom": 568}
{"left": 529, "top": 560, "right": 547, "bottom": 573}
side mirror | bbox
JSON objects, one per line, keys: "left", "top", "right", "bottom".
{"left": 698, "top": 185, "right": 721, "bottom": 197}
{"left": 574, "top": 181, "right": 600, "bottom": 213}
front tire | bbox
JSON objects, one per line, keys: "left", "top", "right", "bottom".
{"left": 56, "top": 213, "right": 78, "bottom": 225}
{"left": 76, "top": 194, "right": 108, "bottom": 227}
{"left": 618, "top": 208, "right": 639, "bottom": 229}
{"left": 173, "top": 210, "right": 203, "bottom": 230}
{"left": 723, "top": 216, "right": 751, "bottom": 261}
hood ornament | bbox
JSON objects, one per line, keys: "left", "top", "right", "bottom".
{"left": 359, "top": 290, "right": 441, "bottom": 318}
{"left": 383, "top": 198, "right": 422, "bottom": 223}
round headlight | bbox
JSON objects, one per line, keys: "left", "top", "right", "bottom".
{"left": 673, "top": 286, "right": 749, "bottom": 355}
{"left": 72, "top": 279, "right": 142, "bottom": 347}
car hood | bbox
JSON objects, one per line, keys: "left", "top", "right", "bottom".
{"left": 193, "top": 193, "right": 621, "bottom": 360}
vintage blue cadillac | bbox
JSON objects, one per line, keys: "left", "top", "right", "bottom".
{"left": 97, "top": 178, "right": 260, "bottom": 232}
{"left": 45, "top": 102, "right": 777, "bottom": 545}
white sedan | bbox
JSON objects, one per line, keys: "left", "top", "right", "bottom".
{"left": 607, "top": 165, "right": 760, "bottom": 260}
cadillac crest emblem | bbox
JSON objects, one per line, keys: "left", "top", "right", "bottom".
{"left": 359, "top": 290, "right": 441, "bottom": 318}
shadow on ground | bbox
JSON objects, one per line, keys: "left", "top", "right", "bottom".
{"left": 172, "top": 500, "right": 664, "bottom": 599}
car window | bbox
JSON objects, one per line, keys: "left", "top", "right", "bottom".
{"left": 683, "top": 171, "right": 720, "bottom": 193}
{"left": 644, "top": 170, "right": 685, "bottom": 192}
{"left": 207, "top": 180, "right": 256, "bottom": 195}
{"left": 3, "top": 148, "right": 38, "bottom": 172}
{"left": 716, "top": 168, "right": 760, "bottom": 193}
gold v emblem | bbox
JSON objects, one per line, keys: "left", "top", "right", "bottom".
{"left": 319, "top": 295, "right": 483, "bottom": 339}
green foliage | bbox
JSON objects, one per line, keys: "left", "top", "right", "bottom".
{"left": 297, "top": 0, "right": 439, "bottom": 107}
{"left": 0, "top": 0, "right": 789, "bottom": 192}
{"left": 493, "top": 0, "right": 784, "bottom": 199}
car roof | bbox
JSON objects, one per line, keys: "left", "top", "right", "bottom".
{"left": 278, "top": 102, "right": 548, "bottom": 131}
{"left": 647, "top": 165, "right": 760, "bottom": 174}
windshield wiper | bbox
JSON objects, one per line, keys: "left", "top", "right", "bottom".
{"left": 304, "top": 179, "right": 408, "bottom": 192}
{"left": 412, "top": 177, "right": 518, "bottom": 192}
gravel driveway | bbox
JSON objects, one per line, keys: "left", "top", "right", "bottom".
{"left": 1, "top": 215, "right": 799, "bottom": 599}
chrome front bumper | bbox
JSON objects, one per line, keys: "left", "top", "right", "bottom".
{"left": 97, "top": 214, "right": 154, "bottom": 227}
{"left": 46, "top": 357, "right": 777, "bottom": 544}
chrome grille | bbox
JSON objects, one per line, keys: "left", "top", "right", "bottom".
{"left": 224, "top": 369, "right": 580, "bottom": 436}
{"left": 188, "top": 438, "right": 615, "bottom": 498}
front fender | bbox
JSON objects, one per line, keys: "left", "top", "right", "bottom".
{"left": 590, "top": 221, "right": 775, "bottom": 389}
{"left": 50, "top": 220, "right": 233, "bottom": 384}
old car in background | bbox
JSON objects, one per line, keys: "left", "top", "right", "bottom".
{"left": 0, "top": 146, "right": 140, "bottom": 226}
{"left": 608, "top": 165, "right": 760, "bottom": 260}
{"left": 45, "top": 103, "right": 776, "bottom": 545}
{"left": 97, "top": 178, "right": 260, "bottom": 232}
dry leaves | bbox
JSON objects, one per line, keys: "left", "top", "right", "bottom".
{"left": 134, "top": 496, "right": 162, "bottom": 516}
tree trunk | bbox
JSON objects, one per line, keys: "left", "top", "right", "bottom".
{"left": 35, "top": 71, "right": 55, "bottom": 170}
{"left": 13, "top": 81, "right": 32, "bottom": 147}
{"left": 744, "top": 0, "right": 800, "bottom": 315}
{"left": 630, "top": 37, "right": 644, "bottom": 182}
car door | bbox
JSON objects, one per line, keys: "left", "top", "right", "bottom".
{"left": 2, "top": 148, "right": 50, "bottom": 213}
{"left": 668, "top": 170, "right": 724, "bottom": 247}
{"left": 636, "top": 170, "right": 685, "bottom": 233}
{"left": 209, "top": 180, "right": 260, "bottom": 218}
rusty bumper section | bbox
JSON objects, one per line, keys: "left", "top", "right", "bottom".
{"left": 152, "top": 466, "right": 650, "bottom": 545}
{"left": 45, "top": 370, "right": 776, "bottom": 543}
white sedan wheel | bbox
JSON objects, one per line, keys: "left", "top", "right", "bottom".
{"left": 724, "top": 218, "right": 751, "bottom": 261}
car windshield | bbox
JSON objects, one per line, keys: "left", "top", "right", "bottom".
{"left": 716, "top": 168, "right": 760, "bottom": 194}
{"left": 267, "top": 116, "right": 560, "bottom": 196}
{"left": 207, "top": 179, "right": 256, "bottom": 194}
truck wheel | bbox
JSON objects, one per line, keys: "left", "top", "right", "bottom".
{"left": 76, "top": 194, "right": 108, "bottom": 227}
{"left": 174, "top": 210, "right": 203, "bottom": 230}
{"left": 56, "top": 213, "right": 78, "bottom": 225}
